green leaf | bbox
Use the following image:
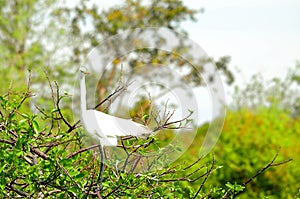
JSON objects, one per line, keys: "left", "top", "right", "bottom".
{"left": 51, "top": 109, "right": 59, "bottom": 113}
{"left": 74, "top": 172, "right": 85, "bottom": 180}
{"left": 142, "top": 114, "right": 150, "bottom": 120}
{"left": 0, "top": 164, "right": 7, "bottom": 173}
{"left": 32, "top": 120, "right": 40, "bottom": 133}
{"left": 19, "top": 119, "right": 27, "bottom": 125}
{"left": 21, "top": 113, "right": 30, "bottom": 118}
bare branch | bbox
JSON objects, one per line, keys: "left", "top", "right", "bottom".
{"left": 242, "top": 151, "right": 292, "bottom": 186}
{"left": 221, "top": 150, "right": 293, "bottom": 199}
{"left": 121, "top": 137, "right": 155, "bottom": 172}
{"left": 102, "top": 184, "right": 122, "bottom": 199}
{"left": 83, "top": 163, "right": 98, "bottom": 199}
{"left": 54, "top": 81, "right": 72, "bottom": 129}
{"left": 183, "top": 156, "right": 203, "bottom": 171}
{"left": 34, "top": 104, "right": 48, "bottom": 118}
{"left": 153, "top": 109, "right": 193, "bottom": 132}
{"left": 95, "top": 83, "right": 129, "bottom": 110}
{"left": 0, "top": 122, "right": 18, "bottom": 138}
{"left": 66, "top": 144, "right": 99, "bottom": 159}
{"left": 192, "top": 154, "right": 215, "bottom": 199}
{"left": 56, "top": 159, "right": 82, "bottom": 190}
{"left": 8, "top": 184, "right": 29, "bottom": 197}
{"left": 0, "top": 139, "right": 15, "bottom": 146}
{"left": 30, "top": 145, "right": 49, "bottom": 160}
{"left": 45, "top": 71, "right": 61, "bottom": 129}
{"left": 157, "top": 156, "right": 213, "bottom": 184}
{"left": 130, "top": 155, "right": 142, "bottom": 173}
{"left": 34, "top": 139, "right": 77, "bottom": 148}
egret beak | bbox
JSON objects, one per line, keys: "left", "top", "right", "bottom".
{"left": 80, "top": 67, "right": 90, "bottom": 75}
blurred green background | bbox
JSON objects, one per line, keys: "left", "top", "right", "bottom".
{"left": 1, "top": 0, "right": 299, "bottom": 198}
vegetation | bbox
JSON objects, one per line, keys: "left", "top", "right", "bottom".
{"left": 177, "top": 67, "right": 300, "bottom": 198}
{"left": 1, "top": 75, "right": 297, "bottom": 198}
{"left": 0, "top": 0, "right": 299, "bottom": 198}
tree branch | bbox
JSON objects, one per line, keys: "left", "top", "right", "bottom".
{"left": 242, "top": 151, "right": 292, "bottom": 186}
{"left": 66, "top": 144, "right": 99, "bottom": 159}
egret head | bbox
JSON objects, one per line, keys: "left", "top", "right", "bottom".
{"left": 79, "top": 66, "right": 90, "bottom": 75}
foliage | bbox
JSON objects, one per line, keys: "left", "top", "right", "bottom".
{"left": 177, "top": 69, "right": 300, "bottom": 198}
{"left": 1, "top": 78, "right": 289, "bottom": 198}
{"left": 0, "top": 87, "right": 89, "bottom": 197}
{"left": 0, "top": 0, "right": 75, "bottom": 94}
{"left": 1, "top": 0, "right": 296, "bottom": 198}
{"left": 0, "top": 85, "right": 219, "bottom": 198}
{"left": 209, "top": 107, "right": 299, "bottom": 198}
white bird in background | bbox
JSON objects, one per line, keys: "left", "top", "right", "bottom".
{"left": 79, "top": 67, "right": 152, "bottom": 146}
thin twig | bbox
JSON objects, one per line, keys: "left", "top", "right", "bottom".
{"left": 242, "top": 152, "right": 292, "bottom": 186}
{"left": 0, "top": 139, "right": 15, "bottom": 145}
{"left": 30, "top": 145, "right": 49, "bottom": 160}
{"left": 54, "top": 81, "right": 72, "bottom": 129}
{"left": 8, "top": 184, "right": 29, "bottom": 197}
{"left": 130, "top": 155, "right": 142, "bottom": 173}
{"left": 103, "top": 184, "right": 122, "bottom": 199}
{"left": 222, "top": 151, "right": 293, "bottom": 199}
{"left": 66, "top": 144, "right": 99, "bottom": 159}
{"left": 0, "top": 122, "right": 18, "bottom": 138}
{"left": 56, "top": 159, "right": 82, "bottom": 190}
{"left": 192, "top": 154, "right": 215, "bottom": 199}
{"left": 34, "top": 139, "right": 77, "bottom": 148}
{"left": 183, "top": 156, "right": 203, "bottom": 171}
{"left": 153, "top": 110, "right": 193, "bottom": 132}
{"left": 94, "top": 85, "right": 128, "bottom": 110}
{"left": 83, "top": 164, "right": 98, "bottom": 199}
{"left": 121, "top": 138, "right": 155, "bottom": 172}
{"left": 45, "top": 71, "right": 60, "bottom": 129}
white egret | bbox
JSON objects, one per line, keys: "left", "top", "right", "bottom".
{"left": 79, "top": 67, "right": 152, "bottom": 146}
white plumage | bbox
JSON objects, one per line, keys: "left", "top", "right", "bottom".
{"left": 79, "top": 67, "right": 152, "bottom": 146}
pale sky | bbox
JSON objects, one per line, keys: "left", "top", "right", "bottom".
{"left": 183, "top": 0, "right": 300, "bottom": 82}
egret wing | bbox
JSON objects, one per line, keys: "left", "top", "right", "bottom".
{"left": 93, "top": 111, "right": 151, "bottom": 137}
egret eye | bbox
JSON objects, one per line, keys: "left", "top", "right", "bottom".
{"left": 79, "top": 66, "right": 89, "bottom": 74}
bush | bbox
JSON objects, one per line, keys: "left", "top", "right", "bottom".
{"left": 0, "top": 88, "right": 217, "bottom": 198}
{"left": 207, "top": 107, "right": 300, "bottom": 198}
{"left": 1, "top": 82, "right": 296, "bottom": 198}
